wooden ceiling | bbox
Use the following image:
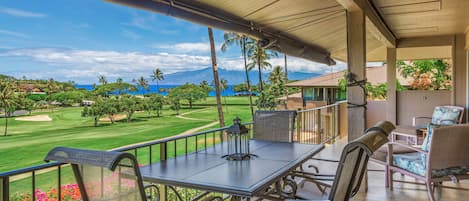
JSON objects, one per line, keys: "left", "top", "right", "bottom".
{"left": 109, "top": 0, "right": 468, "bottom": 62}
{"left": 372, "top": 0, "right": 469, "bottom": 38}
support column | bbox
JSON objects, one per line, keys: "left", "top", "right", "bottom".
{"left": 346, "top": 10, "right": 367, "bottom": 141}
{"left": 386, "top": 48, "right": 397, "bottom": 124}
{"left": 454, "top": 34, "right": 467, "bottom": 122}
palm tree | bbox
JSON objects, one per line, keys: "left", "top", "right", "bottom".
{"left": 220, "top": 79, "right": 229, "bottom": 113}
{"left": 46, "top": 78, "right": 58, "bottom": 112}
{"left": 247, "top": 44, "right": 278, "bottom": 91}
{"left": 221, "top": 32, "right": 255, "bottom": 118}
{"left": 268, "top": 65, "right": 285, "bottom": 84}
{"left": 116, "top": 77, "right": 124, "bottom": 94}
{"left": 208, "top": 27, "right": 225, "bottom": 128}
{"left": 98, "top": 75, "right": 108, "bottom": 86}
{"left": 136, "top": 76, "right": 149, "bottom": 95}
{"left": 151, "top": 68, "right": 164, "bottom": 93}
{"left": 0, "top": 81, "right": 16, "bottom": 136}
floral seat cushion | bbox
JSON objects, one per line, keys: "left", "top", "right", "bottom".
{"left": 431, "top": 106, "right": 462, "bottom": 125}
{"left": 393, "top": 152, "right": 469, "bottom": 177}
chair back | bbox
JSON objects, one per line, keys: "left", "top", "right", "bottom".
{"left": 427, "top": 124, "right": 469, "bottom": 174}
{"left": 329, "top": 121, "right": 394, "bottom": 201}
{"left": 45, "top": 147, "right": 146, "bottom": 201}
{"left": 432, "top": 105, "right": 465, "bottom": 125}
{"left": 253, "top": 110, "right": 297, "bottom": 142}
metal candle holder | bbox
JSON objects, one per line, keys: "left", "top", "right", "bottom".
{"left": 223, "top": 117, "right": 256, "bottom": 161}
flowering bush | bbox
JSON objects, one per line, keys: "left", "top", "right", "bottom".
{"left": 11, "top": 184, "right": 81, "bottom": 201}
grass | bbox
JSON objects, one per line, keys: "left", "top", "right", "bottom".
{"left": 0, "top": 97, "right": 255, "bottom": 172}
{"left": 0, "top": 97, "right": 256, "bottom": 199}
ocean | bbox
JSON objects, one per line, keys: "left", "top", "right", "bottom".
{"left": 75, "top": 84, "right": 250, "bottom": 97}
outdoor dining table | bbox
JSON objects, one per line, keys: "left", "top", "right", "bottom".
{"left": 139, "top": 140, "right": 324, "bottom": 199}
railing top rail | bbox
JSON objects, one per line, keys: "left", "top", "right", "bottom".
{"left": 0, "top": 122, "right": 253, "bottom": 178}
{"left": 297, "top": 100, "right": 347, "bottom": 113}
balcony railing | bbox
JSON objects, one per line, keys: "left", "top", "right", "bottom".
{"left": 295, "top": 101, "right": 347, "bottom": 144}
{"left": 0, "top": 102, "right": 346, "bottom": 201}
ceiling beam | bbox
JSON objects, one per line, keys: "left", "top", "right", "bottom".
{"left": 397, "top": 35, "right": 454, "bottom": 48}
{"left": 336, "top": 0, "right": 396, "bottom": 47}
{"left": 105, "top": 0, "right": 336, "bottom": 65}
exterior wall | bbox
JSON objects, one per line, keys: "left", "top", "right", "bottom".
{"left": 397, "top": 90, "right": 452, "bottom": 125}
{"left": 367, "top": 100, "right": 387, "bottom": 128}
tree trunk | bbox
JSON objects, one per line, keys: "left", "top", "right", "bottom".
{"left": 4, "top": 108, "right": 8, "bottom": 136}
{"left": 156, "top": 80, "right": 159, "bottom": 94}
{"left": 208, "top": 27, "right": 225, "bottom": 128}
{"left": 257, "top": 42, "right": 264, "bottom": 91}
{"left": 94, "top": 117, "right": 98, "bottom": 127}
{"left": 242, "top": 37, "right": 254, "bottom": 119}
{"left": 109, "top": 115, "right": 115, "bottom": 124}
{"left": 189, "top": 100, "right": 193, "bottom": 109}
{"left": 284, "top": 54, "right": 289, "bottom": 109}
{"left": 127, "top": 112, "right": 132, "bottom": 122}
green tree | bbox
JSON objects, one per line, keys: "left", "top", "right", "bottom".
{"left": 51, "top": 91, "right": 85, "bottom": 106}
{"left": 94, "top": 82, "right": 137, "bottom": 97}
{"left": 82, "top": 98, "right": 106, "bottom": 127}
{"left": 397, "top": 59, "right": 451, "bottom": 90}
{"left": 256, "top": 90, "right": 277, "bottom": 110}
{"left": 169, "top": 83, "right": 207, "bottom": 109}
{"left": 46, "top": 78, "right": 58, "bottom": 101}
{"left": 98, "top": 75, "right": 108, "bottom": 86}
{"left": 103, "top": 97, "right": 121, "bottom": 124}
{"left": 199, "top": 80, "right": 212, "bottom": 95}
{"left": 135, "top": 76, "right": 149, "bottom": 95}
{"left": 120, "top": 95, "right": 142, "bottom": 123}
{"left": 151, "top": 68, "right": 164, "bottom": 93}
{"left": 221, "top": 32, "right": 255, "bottom": 118}
{"left": 247, "top": 43, "right": 278, "bottom": 91}
{"left": 0, "top": 81, "right": 17, "bottom": 136}
{"left": 169, "top": 97, "right": 181, "bottom": 115}
{"left": 268, "top": 65, "right": 286, "bottom": 98}
{"left": 146, "top": 94, "right": 164, "bottom": 117}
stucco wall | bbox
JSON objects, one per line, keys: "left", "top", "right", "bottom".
{"left": 397, "top": 90, "right": 452, "bottom": 126}
{"left": 367, "top": 100, "right": 387, "bottom": 128}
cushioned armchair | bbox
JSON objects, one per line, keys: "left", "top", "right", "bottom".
{"left": 388, "top": 124, "right": 469, "bottom": 201}
{"left": 288, "top": 121, "right": 393, "bottom": 201}
{"left": 392, "top": 105, "right": 464, "bottom": 145}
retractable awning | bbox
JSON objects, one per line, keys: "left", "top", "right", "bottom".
{"left": 107, "top": 0, "right": 338, "bottom": 65}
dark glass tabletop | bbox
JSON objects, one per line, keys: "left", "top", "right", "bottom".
{"left": 139, "top": 140, "right": 324, "bottom": 197}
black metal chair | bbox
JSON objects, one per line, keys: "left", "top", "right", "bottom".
{"left": 44, "top": 147, "right": 158, "bottom": 201}
{"left": 289, "top": 121, "right": 393, "bottom": 201}
{"left": 253, "top": 110, "right": 297, "bottom": 142}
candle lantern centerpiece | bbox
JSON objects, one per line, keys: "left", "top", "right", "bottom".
{"left": 223, "top": 117, "right": 255, "bottom": 161}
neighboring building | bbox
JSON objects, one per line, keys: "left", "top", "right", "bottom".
{"left": 284, "top": 66, "right": 410, "bottom": 109}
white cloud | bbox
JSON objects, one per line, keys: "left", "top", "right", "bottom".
{"left": 0, "top": 48, "right": 344, "bottom": 83}
{"left": 0, "top": 29, "right": 29, "bottom": 39}
{"left": 0, "top": 7, "right": 46, "bottom": 18}
{"left": 151, "top": 42, "right": 223, "bottom": 54}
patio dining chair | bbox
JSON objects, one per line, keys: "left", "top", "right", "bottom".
{"left": 387, "top": 124, "right": 469, "bottom": 201}
{"left": 44, "top": 147, "right": 158, "bottom": 201}
{"left": 288, "top": 121, "right": 393, "bottom": 201}
{"left": 392, "top": 105, "right": 464, "bottom": 145}
{"left": 253, "top": 110, "right": 297, "bottom": 142}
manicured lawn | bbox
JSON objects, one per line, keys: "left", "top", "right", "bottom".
{"left": 0, "top": 97, "right": 255, "bottom": 173}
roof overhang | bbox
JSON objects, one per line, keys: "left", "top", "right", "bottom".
{"left": 106, "top": 0, "right": 336, "bottom": 65}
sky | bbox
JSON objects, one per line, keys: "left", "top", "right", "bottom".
{"left": 0, "top": 0, "right": 346, "bottom": 84}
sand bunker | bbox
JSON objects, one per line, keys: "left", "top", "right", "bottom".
{"left": 15, "top": 115, "right": 52, "bottom": 122}
{"left": 99, "top": 114, "right": 127, "bottom": 122}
